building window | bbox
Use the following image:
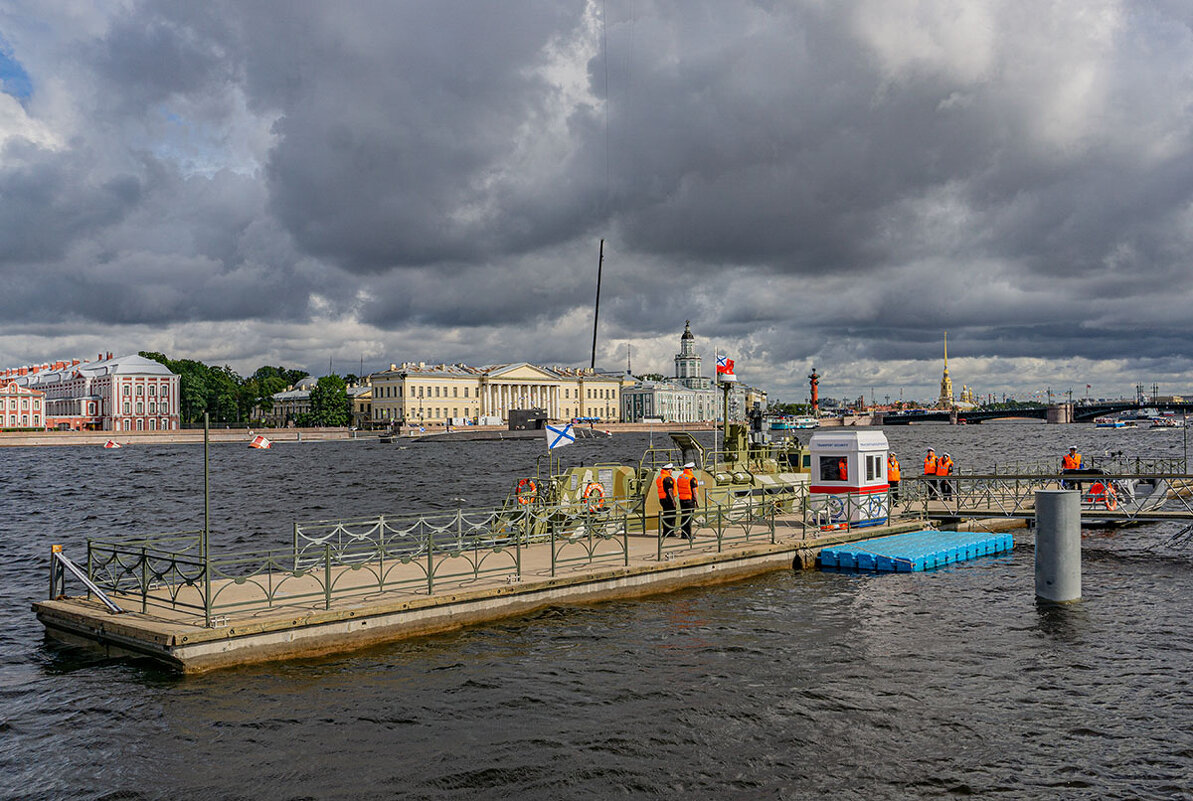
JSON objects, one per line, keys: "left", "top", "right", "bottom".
{"left": 453, "top": 387, "right": 458, "bottom": 397}
{"left": 149, "top": 402, "right": 156, "bottom": 414}
{"left": 136, "top": 402, "right": 143, "bottom": 414}
{"left": 149, "top": 385, "right": 157, "bottom": 397}
{"left": 88, "top": 402, "right": 96, "bottom": 415}
{"left": 137, "top": 419, "right": 144, "bottom": 431}
{"left": 464, "top": 387, "right": 469, "bottom": 398}
{"left": 161, "top": 385, "right": 169, "bottom": 397}
{"left": 149, "top": 418, "right": 157, "bottom": 431}
{"left": 123, "top": 402, "right": 131, "bottom": 414}
{"left": 123, "top": 385, "right": 131, "bottom": 397}
{"left": 136, "top": 385, "right": 143, "bottom": 396}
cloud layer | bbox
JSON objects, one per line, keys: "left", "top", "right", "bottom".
{"left": 3, "top": 0, "right": 1193, "bottom": 402}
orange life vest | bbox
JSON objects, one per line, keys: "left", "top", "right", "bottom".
{"left": 924, "top": 455, "right": 937, "bottom": 475}
{"left": 888, "top": 455, "right": 901, "bottom": 482}
{"left": 936, "top": 457, "right": 953, "bottom": 476}
{"left": 656, "top": 473, "right": 673, "bottom": 500}
{"left": 677, "top": 471, "right": 696, "bottom": 501}
{"left": 1062, "top": 453, "right": 1082, "bottom": 470}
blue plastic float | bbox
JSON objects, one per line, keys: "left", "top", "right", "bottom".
{"left": 818, "top": 529, "right": 1013, "bottom": 572}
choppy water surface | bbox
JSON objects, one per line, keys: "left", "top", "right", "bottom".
{"left": 2, "top": 424, "right": 1191, "bottom": 799}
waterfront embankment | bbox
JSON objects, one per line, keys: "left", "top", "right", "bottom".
{"left": 0, "top": 421, "right": 716, "bottom": 447}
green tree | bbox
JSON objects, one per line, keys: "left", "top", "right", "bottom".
{"left": 303, "top": 374, "right": 350, "bottom": 426}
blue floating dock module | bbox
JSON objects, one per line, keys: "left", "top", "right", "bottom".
{"left": 819, "top": 530, "right": 1013, "bottom": 573}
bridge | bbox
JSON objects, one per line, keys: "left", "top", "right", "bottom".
{"left": 880, "top": 399, "right": 1193, "bottom": 425}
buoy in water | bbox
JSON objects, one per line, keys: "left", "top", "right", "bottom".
{"left": 249, "top": 434, "right": 272, "bottom": 449}
{"left": 103, "top": 439, "right": 122, "bottom": 449}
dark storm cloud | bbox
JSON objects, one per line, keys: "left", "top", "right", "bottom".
{"left": 5, "top": 0, "right": 1193, "bottom": 397}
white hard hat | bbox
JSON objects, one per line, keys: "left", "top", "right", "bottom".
{"left": 1069, "top": 445, "right": 1077, "bottom": 450}
{"left": 683, "top": 462, "right": 695, "bottom": 469}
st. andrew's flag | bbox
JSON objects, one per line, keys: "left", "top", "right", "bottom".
{"left": 546, "top": 422, "right": 575, "bottom": 450}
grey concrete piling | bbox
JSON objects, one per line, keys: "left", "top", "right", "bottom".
{"left": 1034, "top": 489, "right": 1081, "bottom": 602}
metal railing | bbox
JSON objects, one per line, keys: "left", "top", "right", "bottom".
{"left": 903, "top": 472, "right": 1193, "bottom": 522}
{"left": 75, "top": 501, "right": 647, "bottom": 623}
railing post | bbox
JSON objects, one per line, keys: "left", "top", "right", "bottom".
{"left": 656, "top": 510, "right": 663, "bottom": 562}
{"left": 515, "top": 509, "right": 523, "bottom": 579}
{"left": 378, "top": 515, "right": 386, "bottom": 592}
{"left": 140, "top": 546, "right": 148, "bottom": 614}
{"left": 324, "top": 543, "right": 332, "bottom": 610}
{"left": 550, "top": 509, "right": 557, "bottom": 577}
{"left": 770, "top": 500, "right": 776, "bottom": 544}
{"left": 716, "top": 504, "right": 724, "bottom": 552}
{"left": 623, "top": 509, "right": 629, "bottom": 566}
{"left": 203, "top": 550, "right": 212, "bottom": 629}
{"left": 49, "top": 545, "right": 60, "bottom": 599}
{"left": 426, "top": 527, "right": 435, "bottom": 595}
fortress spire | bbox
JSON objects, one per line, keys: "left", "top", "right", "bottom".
{"left": 938, "top": 331, "right": 954, "bottom": 408}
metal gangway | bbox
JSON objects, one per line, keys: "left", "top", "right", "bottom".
{"left": 902, "top": 455, "right": 1193, "bottom": 524}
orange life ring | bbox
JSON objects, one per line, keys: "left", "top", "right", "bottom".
{"left": 1104, "top": 485, "right": 1118, "bottom": 511}
{"left": 516, "top": 478, "right": 537, "bottom": 505}
{"left": 583, "top": 482, "right": 606, "bottom": 512}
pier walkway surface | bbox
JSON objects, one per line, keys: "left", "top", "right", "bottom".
{"left": 35, "top": 509, "right": 1022, "bottom": 674}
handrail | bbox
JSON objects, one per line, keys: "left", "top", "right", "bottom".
{"left": 50, "top": 546, "right": 123, "bottom": 614}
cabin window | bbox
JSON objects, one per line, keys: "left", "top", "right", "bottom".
{"left": 820, "top": 456, "right": 848, "bottom": 482}
{"left": 866, "top": 455, "right": 881, "bottom": 482}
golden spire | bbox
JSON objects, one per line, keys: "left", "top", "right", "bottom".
{"left": 939, "top": 331, "right": 954, "bottom": 408}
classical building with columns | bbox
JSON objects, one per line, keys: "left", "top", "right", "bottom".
{"left": 368, "top": 362, "right": 622, "bottom": 427}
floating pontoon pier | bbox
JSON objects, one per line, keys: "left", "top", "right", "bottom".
{"left": 818, "top": 529, "right": 1014, "bottom": 572}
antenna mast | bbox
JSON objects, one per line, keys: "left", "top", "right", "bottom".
{"left": 591, "top": 239, "right": 604, "bottom": 370}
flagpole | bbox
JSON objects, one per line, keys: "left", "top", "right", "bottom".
{"left": 713, "top": 347, "right": 719, "bottom": 458}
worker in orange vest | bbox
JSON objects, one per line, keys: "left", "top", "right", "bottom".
{"left": 923, "top": 448, "right": 939, "bottom": 499}
{"left": 887, "top": 452, "right": 901, "bottom": 505}
{"left": 656, "top": 463, "right": 678, "bottom": 538}
{"left": 837, "top": 457, "right": 848, "bottom": 481}
{"left": 676, "top": 462, "right": 699, "bottom": 540}
{"left": 936, "top": 452, "right": 954, "bottom": 500}
{"left": 1061, "top": 446, "right": 1082, "bottom": 471}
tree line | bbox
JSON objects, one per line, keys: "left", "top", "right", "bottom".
{"left": 139, "top": 353, "right": 353, "bottom": 427}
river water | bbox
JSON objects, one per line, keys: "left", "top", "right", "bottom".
{"left": 1, "top": 423, "right": 1191, "bottom": 800}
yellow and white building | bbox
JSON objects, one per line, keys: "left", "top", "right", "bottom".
{"left": 369, "top": 362, "right": 622, "bottom": 427}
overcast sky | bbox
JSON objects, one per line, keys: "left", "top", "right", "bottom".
{"left": 3, "top": 1, "right": 1193, "bottom": 403}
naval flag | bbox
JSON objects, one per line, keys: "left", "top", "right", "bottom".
{"left": 716, "top": 354, "right": 735, "bottom": 375}
{"left": 546, "top": 422, "right": 575, "bottom": 450}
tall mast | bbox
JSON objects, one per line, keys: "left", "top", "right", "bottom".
{"left": 591, "top": 239, "right": 604, "bottom": 370}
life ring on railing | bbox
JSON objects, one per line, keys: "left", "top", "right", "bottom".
{"left": 583, "top": 482, "right": 606, "bottom": 512}
{"left": 516, "top": 478, "right": 537, "bottom": 505}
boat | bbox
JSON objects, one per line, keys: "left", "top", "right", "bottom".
{"left": 1064, "top": 467, "right": 1169, "bottom": 518}
{"left": 791, "top": 417, "right": 819, "bottom": 429}
{"left": 1150, "top": 416, "right": 1185, "bottom": 429}
{"left": 1094, "top": 416, "right": 1134, "bottom": 428}
{"left": 500, "top": 423, "right": 813, "bottom": 537}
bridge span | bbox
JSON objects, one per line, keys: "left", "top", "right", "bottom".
{"left": 880, "top": 399, "right": 1193, "bottom": 425}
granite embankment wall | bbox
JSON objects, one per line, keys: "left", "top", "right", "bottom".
{"left": 0, "top": 422, "right": 717, "bottom": 447}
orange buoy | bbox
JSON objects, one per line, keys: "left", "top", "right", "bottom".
{"left": 103, "top": 439, "right": 121, "bottom": 449}
{"left": 249, "top": 435, "right": 272, "bottom": 449}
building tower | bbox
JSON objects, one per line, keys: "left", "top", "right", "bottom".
{"left": 938, "top": 331, "right": 954, "bottom": 408}
{"left": 674, "top": 321, "right": 709, "bottom": 390}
